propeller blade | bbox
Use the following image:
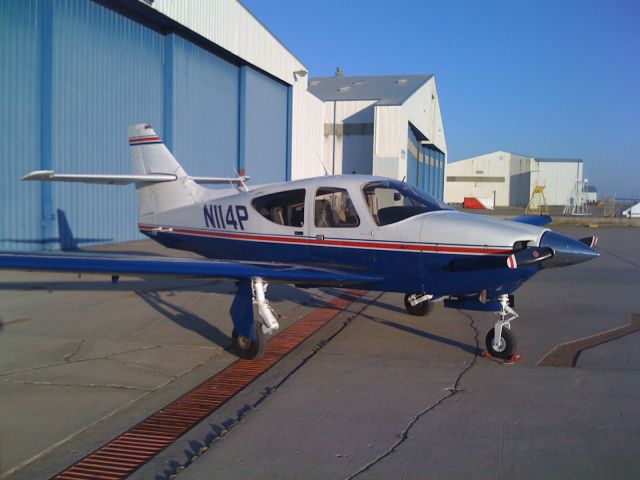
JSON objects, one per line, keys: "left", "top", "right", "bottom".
{"left": 579, "top": 236, "right": 598, "bottom": 248}
{"left": 506, "top": 247, "right": 554, "bottom": 269}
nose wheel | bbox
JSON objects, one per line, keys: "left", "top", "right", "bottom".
{"left": 404, "top": 293, "right": 434, "bottom": 316}
{"left": 485, "top": 326, "right": 516, "bottom": 359}
{"left": 485, "top": 294, "right": 519, "bottom": 360}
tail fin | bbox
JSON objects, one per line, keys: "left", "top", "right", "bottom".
{"left": 129, "top": 124, "right": 205, "bottom": 222}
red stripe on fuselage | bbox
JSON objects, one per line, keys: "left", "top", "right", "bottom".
{"left": 129, "top": 136, "right": 161, "bottom": 144}
{"left": 138, "top": 224, "right": 513, "bottom": 256}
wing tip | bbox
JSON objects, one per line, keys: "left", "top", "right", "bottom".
{"left": 22, "top": 170, "right": 54, "bottom": 181}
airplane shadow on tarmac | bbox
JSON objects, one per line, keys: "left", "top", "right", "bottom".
{"left": 136, "top": 291, "right": 231, "bottom": 348}
{"left": 361, "top": 312, "right": 480, "bottom": 356}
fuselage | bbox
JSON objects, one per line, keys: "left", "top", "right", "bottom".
{"left": 139, "top": 175, "right": 547, "bottom": 298}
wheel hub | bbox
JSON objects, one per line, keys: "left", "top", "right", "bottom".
{"left": 237, "top": 335, "right": 251, "bottom": 350}
{"left": 493, "top": 337, "right": 506, "bottom": 353}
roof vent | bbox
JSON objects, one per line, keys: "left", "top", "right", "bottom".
{"left": 396, "top": 78, "right": 409, "bottom": 84}
{"left": 338, "top": 86, "right": 351, "bottom": 92}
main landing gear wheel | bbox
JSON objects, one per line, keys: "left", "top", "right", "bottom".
{"left": 232, "top": 322, "right": 267, "bottom": 360}
{"left": 485, "top": 327, "right": 516, "bottom": 359}
{"left": 404, "top": 293, "right": 434, "bottom": 316}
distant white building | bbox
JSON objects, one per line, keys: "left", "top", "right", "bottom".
{"left": 583, "top": 185, "right": 598, "bottom": 203}
{"left": 308, "top": 74, "right": 447, "bottom": 200}
{"left": 445, "top": 151, "right": 584, "bottom": 207}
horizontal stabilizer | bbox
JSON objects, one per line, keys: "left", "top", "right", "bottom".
{"left": 22, "top": 170, "right": 177, "bottom": 185}
{"left": 22, "top": 170, "right": 250, "bottom": 187}
{"left": 0, "top": 252, "right": 379, "bottom": 286}
{"left": 510, "top": 215, "right": 553, "bottom": 226}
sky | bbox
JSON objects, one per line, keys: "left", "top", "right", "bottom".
{"left": 242, "top": 0, "right": 639, "bottom": 198}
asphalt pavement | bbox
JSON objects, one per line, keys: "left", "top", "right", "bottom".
{"left": 1, "top": 227, "right": 639, "bottom": 480}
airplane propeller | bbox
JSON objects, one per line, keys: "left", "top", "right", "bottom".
{"left": 450, "top": 232, "right": 599, "bottom": 272}
{"left": 506, "top": 246, "right": 553, "bottom": 269}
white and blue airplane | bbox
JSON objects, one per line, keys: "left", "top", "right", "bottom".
{"left": 0, "top": 124, "right": 599, "bottom": 360}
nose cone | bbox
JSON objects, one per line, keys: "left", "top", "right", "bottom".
{"left": 539, "top": 231, "right": 599, "bottom": 268}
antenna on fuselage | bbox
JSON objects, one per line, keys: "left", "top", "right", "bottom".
{"left": 314, "top": 150, "right": 330, "bottom": 176}
{"left": 233, "top": 168, "right": 249, "bottom": 192}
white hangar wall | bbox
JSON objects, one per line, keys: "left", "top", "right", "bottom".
{"left": 308, "top": 75, "right": 447, "bottom": 201}
{"left": 445, "top": 151, "right": 584, "bottom": 207}
{"left": 532, "top": 160, "right": 583, "bottom": 206}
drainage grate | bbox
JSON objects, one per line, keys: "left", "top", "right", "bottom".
{"left": 53, "top": 290, "right": 364, "bottom": 480}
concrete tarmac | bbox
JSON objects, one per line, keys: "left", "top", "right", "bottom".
{"left": 1, "top": 227, "right": 639, "bottom": 479}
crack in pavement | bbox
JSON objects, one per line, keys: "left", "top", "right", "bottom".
{"left": 63, "top": 339, "right": 85, "bottom": 362}
{"left": 158, "top": 291, "right": 382, "bottom": 480}
{"left": 598, "top": 246, "right": 640, "bottom": 269}
{"left": 343, "top": 310, "right": 481, "bottom": 480}
{"left": 0, "top": 344, "right": 160, "bottom": 377}
{"left": 0, "top": 378, "right": 153, "bottom": 391}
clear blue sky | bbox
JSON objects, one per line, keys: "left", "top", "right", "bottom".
{"left": 242, "top": 0, "right": 639, "bottom": 198}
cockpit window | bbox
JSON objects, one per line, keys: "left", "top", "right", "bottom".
{"left": 314, "top": 188, "right": 360, "bottom": 228}
{"left": 362, "top": 181, "right": 451, "bottom": 226}
{"left": 251, "top": 189, "right": 305, "bottom": 227}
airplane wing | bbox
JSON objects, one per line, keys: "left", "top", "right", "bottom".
{"left": 510, "top": 214, "right": 552, "bottom": 226}
{"left": 0, "top": 251, "right": 378, "bottom": 286}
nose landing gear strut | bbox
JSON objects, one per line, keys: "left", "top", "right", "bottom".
{"left": 485, "top": 294, "right": 519, "bottom": 359}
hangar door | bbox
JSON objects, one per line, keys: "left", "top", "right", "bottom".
{"left": 241, "top": 67, "right": 290, "bottom": 184}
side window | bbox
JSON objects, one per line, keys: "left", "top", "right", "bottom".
{"left": 314, "top": 188, "right": 360, "bottom": 228}
{"left": 251, "top": 189, "right": 305, "bottom": 227}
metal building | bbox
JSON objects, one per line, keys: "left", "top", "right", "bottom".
{"left": 308, "top": 74, "right": 447, "bottom": 200}
{"left": 445, "top": 151, "right": 584, "bottom": 207}
{"left": 0, "top": 0, "right": 316, "bottom": 251}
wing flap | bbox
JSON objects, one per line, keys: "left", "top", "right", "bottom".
{"left": 0, "top": 252, "right": 378, "bottom": 286}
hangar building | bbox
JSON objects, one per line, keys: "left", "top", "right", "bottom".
{"left": 0, "top": 0, "right": 446, "bottom": 251}
{"left": 445, "top": 151, "right": 584, "bottom": 207}
{"left": 308, "top": 74, "right": 447, "bottom": 201}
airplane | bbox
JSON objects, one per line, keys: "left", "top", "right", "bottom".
{"left": 0, "top": 124, "right": 599, "bottom": 361}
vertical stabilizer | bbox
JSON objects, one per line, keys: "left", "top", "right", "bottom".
{"left": 129, "top": 124, "right": 205, "bottom": 223}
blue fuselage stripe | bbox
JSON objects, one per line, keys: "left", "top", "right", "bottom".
{"left": 145, "top": 229, "right": 537, "bottom": 296}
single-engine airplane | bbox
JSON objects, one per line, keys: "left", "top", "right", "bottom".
{"left": 0, "top": 124, "right": 599, "bottom": 360}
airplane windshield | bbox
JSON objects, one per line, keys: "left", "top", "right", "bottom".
{"left": 362, "top": 180, "right": 452, "bottom": 226}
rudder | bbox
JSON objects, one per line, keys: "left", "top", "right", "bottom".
{"left": 129, "top": 124, "right": 205, "bottom": 222}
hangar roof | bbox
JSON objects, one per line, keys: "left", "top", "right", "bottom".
{"left": 535, "top": 157, "right": 583, "bottom": 163}
{"left": 308, "top": 74, "right": 433, "bottom": 106}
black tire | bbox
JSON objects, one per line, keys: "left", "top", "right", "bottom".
{"left": 404, "top": 293, "right": 434, "bottom": 316}
{"left": 232, "top": 322, "right": 267, "bottom": 360}
{"left": 485, "top": 327, "right": 516, "bottom": 359}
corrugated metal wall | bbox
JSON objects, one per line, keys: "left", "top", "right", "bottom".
{"left": 51, "top": 0, "right": 164, "bottom": 249}
{"left": 240, "top": 66, "right": 289, "bottom": 184}
{"left": 0, "top": 0, "right": 291, "bottom": 251}
{"left": 170, "top": 34, "right": 239, "bottom": 177}
{"left": 0, "top": 0, "right": 41, "bottom": 250}
{"left": 406, "top": 125, "right": 445, "bottom": 200}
